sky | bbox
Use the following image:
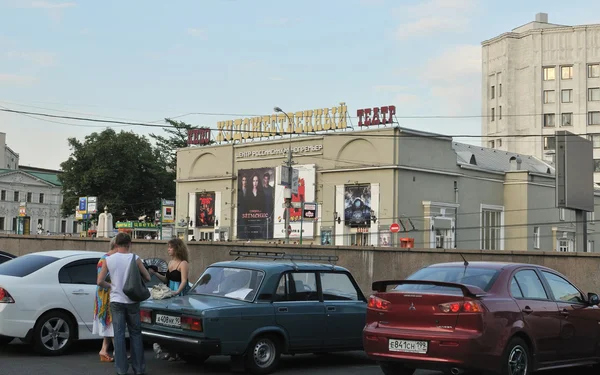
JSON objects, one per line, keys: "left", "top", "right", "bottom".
{"left": 0, "top": 0, "right": 598, "bottom": 170}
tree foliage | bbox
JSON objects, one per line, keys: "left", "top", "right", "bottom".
{"left": 59, "top": 128, "right": 175, "bottom": 220}
{"left": 149, "top": 119, "right": 194, "bottom": 172}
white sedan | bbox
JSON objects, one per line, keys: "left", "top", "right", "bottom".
{"left": 0, "top": 250, "right": 167, "bottom": 355}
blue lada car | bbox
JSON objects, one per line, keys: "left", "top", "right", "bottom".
{"left": 140, "top": 250, "right": 367, "bottom": 374}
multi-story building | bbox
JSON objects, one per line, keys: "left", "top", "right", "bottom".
{"left": 0, "top": 132, "right": 19, "bottom": 169}
{"left": 481, "top": 13, "right": 600, "bottom": 182}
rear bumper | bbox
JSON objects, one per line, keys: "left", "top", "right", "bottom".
{"left": 363, "top": 325, "right": 499, "bottom": 373}
{"left": 142, "top": 329, "right": 221, "bottom": 356}
{"left": 0, "top": 305, "right": 35, "bottom": 339}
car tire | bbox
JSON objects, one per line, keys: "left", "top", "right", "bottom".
{"left": 500, "top": 337, "right": 530, "bottom": 375}
{"left": 245, "top": 334, "right": 282, "bottom": 375}
{"left": 180, "top": 354, "right": 209, "bottom": 365}
{"left": 0, "top": 336, "right": 14, "bottom": 346}
{"left": 379, "top": 361, "right": 416, "bottom": 375}
{"left": 32, "top": 311, "right": 75, "bottom": 356}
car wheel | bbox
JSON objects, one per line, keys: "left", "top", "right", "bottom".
{"left": 0, "top": 336, "right": 14, "bottom": 346}
{"left": 33, "top": 311, "right": 74, "bottom": 356}
{"left": 180, "top": 354, "right": 209, "bottom": 364}
{"left": 379, "top": 361, "right": 416, "bottom": 375}
{"left": 501, "top": 337, "right": 530, "bottom": 375}
{"left": 245, "top": 334, "right": 282, "bottom": 375}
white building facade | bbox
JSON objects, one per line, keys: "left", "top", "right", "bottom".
{"left": 481, "top": 13, "right": 600, "bottom": 182}
{"left": 0, "top": 132, "right": 19, "bottom": 170}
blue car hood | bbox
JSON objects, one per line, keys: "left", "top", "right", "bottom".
{"left": 141, "top": 294, "right": 247, "bottom": 313}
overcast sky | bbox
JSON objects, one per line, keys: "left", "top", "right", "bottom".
{"left": 0, "top": 0, "right": 597, "bottom": 170}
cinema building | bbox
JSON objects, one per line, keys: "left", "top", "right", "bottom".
{"left": 175, "top": 102, "right": 600, "bottom": 252}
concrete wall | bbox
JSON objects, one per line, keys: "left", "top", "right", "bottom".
{"left": 3, "top": 235, "right": 600, "bottom": 297}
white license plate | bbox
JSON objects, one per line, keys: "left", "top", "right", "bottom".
{"left": 388, "top": 339, "right": 428, "bottom": 354}
{"left": 155, "top": 314, "right": 180, "bottom": 328}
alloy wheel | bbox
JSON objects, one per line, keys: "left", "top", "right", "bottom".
{"left": 507, "top": 345, "right": 528, "bottom": 375}
{"left": 39, "top": 317, "right": 70, "bottom": 352}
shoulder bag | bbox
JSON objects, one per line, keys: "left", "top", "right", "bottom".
{"left": 123, "top": 254, "right": 151, "bottom": 302}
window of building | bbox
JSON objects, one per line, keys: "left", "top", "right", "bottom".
{"left": 499, "top": 106, "right": 502, "bottom": 120}
{"left": 544, "top": 113, "right": 555, "bottom": 127}
{"left": 544, "top": 136, "right": 556, "bottom": 150}
{"left": 491, "top": 85, "right": 495, "bottom": 99}
{"left": 588, "top": 212, "right": 595, "bottom": 224}
{"left": 590, "top": 134, "right": 600, "bottom": 148}
{"left": 543, "top": 90, "right": 555, "bottom": 104}
{"left": 544, "top": 67, "right": 555, "bottom": 80}
{"left": 588, "top": 240, "right": 595, "bottom": 253}
{"left": 0, "top": 190, "right": 5, "bottom": 201}
{"left": 561, "top": 89, "right": 573, "bottom": 103}
{"left": 13, "top": 191, "right": 19, "bottom": 202}
{"left": 589, "top": 87, "right": 600, "bottom": 101}
{"left": 39, "top": 193, "right": 44, "bottom": 204}
{"left": 559, "top": 208, "right": 566, "bottom": 221}
{"left": 488, "top": 140, "right": 495, "bottom": 148}
{"left": 561, "top": 113, "right": 573, "bottom": 126}
{"left": 61, "top": 220, "right": 67, "bottom": 233}
{"left": 589, "top": 111, "right": 600, "bottom": 125}
{"left": 497, "top": 138, "right": 502, "bottom": 147}
{"left": 589, "top": 64, "right": 600, "bottom": 78}
{"left": 595, "top": 160, "right": 600, "bottom": 172}
{"left": 26, "top": 192, "right": 32, "bottom": 203}
{"left": 561, "top": 66, "right": 573, "bottom": 80}
{"left": 72, "top": 221, "right": 78, "bottom": 234}
{"left": 12, "top": 218, "right": 17, "bottom": 232}
{"left": 481, "top": 205, "right": 503, "bottom": 250}
{"left": 499, "top": 83, "right": 502, "bottom": 97}
{"left": 491, "top": 107, "right": 495, "bottom": 121}
{"left": 558, "top": 238, "right": 574, "bottom": 253}
{"left": 533, "top": 226, "right": 540, "bottom": 249}
{"left": 0, "top": 217, "right": 4, "bottom": 231}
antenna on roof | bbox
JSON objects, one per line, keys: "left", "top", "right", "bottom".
{"left": 459, "top": 253, "right": 469, "bottom": 267}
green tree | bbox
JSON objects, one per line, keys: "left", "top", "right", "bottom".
{"left": 59, "top": 128, "right": 175, "bottom": 220}
{"left": 149, "top": 119, "right": 194, "bottom": 172}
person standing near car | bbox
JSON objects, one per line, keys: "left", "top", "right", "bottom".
{"left": 97, "top": 233, "right": 151, "bottom": 375}
{"left": 93, "top": 236, "right": 118, "bottom": 362}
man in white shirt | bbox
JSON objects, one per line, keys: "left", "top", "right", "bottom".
{"left": 97, "top": 232, "right": 151, "bottom": 375}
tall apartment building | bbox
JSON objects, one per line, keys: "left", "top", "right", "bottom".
{"left": 482, "top": 13, "right": 600, "bottom": 182}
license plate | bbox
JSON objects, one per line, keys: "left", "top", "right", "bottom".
{"left": 155, "top": 314, "right": 180, "bottom": 328}
{"left": 388, "top": 339, "right": 428, "bottom": 354}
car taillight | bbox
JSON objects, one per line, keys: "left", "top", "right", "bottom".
{"left": 439, "top": 300, "right": 483, "bottom": 313}
{"left": 181, "top": 316, "right": 202, "bottom": 331}
{"left": 368, "top": 295, "right": 390, "bottom": 311}
{"left": 0, "top": 287, "right": 14, "bottom": 303}
{"left": 140, "top": 309, "right": 151, "bottom": 323}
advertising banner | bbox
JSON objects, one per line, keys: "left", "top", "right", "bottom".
{"left": 162, "top": 205, "right": 175, "bottom": 224}
{"left": 195, "top": 192, "right": 215, "bottom": 227}
{"left": 379, "top": 231, "right": 392, "bottom": 247}
{"left": 344, "top": 184, "right": 372, "bottom": 227}
{"left": 274, "top": 164, "right": 316, "bottom": 239}
{"left": 237, "top": 168, "right": 275, "bottom": 239}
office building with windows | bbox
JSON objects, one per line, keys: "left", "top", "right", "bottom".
{"left": 482, "top": 13, "right": 600, "bottom": 182}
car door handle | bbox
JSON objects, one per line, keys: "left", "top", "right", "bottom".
{"left": 327, "top": 306, "right": 336, "bottom": 312}
{"left": 522, "top": 306, "right": 533, "bottom": 314}
{"left": 72, "top": 289, "right": 89, "bottom": 295}
{"left": 560, "top": 309, "right": 569, "bottom": 317}
{"left": 278, "top": 307, "right": 288, "bottom": 313}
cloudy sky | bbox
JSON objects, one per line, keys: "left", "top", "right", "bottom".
{"left": 0, "top": 0, "right": 597, "bottom": 169}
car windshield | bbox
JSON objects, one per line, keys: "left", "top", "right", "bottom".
{"left": 189, "top": 267, "right": 265, "bottom": 302}
{"left": 393, "top": 266, "right": 500, "bottom": 295}
{"left": 0, "top": 254, "right": 59, "bottom": 277}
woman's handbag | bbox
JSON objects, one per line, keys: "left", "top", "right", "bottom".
{"left": 123, "top": 254, "right": 151, "bottom": 302}
{"left": 151, "top": 284, "right": 173, "bottom": 300}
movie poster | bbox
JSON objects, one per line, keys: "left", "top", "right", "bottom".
{"left": 273, "top": 164, "right": 316, "bottom": 239}
{"left": 237, "top": 168, "right": 275, "bottom": 239}
{"left": 321, "top": 230, "right": 332, "bottom": 245}
{"left": 195, "top": 192, "right": 215, "bottom": 227}
{"left": 344, "top": 184, "right": 372, "bottom": 227}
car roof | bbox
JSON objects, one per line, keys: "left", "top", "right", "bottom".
{"left": 209, "top": 260, "right": 348, "bottom": 273}
{"left": 0, "top": 250, "right": 16, "bottom": 258}
{"left": 20, "top": 250, "right": 106, "bottom": 259}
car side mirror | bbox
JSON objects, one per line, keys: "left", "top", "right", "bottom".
{"left": 588, "top": 293, "right": 599, "bottom": 306}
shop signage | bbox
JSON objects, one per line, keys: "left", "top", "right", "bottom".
{"left": 116, "top": 221, "right": 157, "bottom": 229}
{"left": 237, "top": 144, "right": 323, "bottom": 159}
{"left": 216, "top": 103, "right": 347, "bottom": 142}
{"left": 88, "top": 196, "right": 97, "bottom": 214}
{"left": 303, "top": 202, "right": 317, "bottom": 220}
{"left": 357, "top": 105, "right": 396, "bottom": 127}
{"left": 19, "top": 202, "right": 27, "bottom": 217}
{"left": 187, "top": 127, "right": 211, "bottom": 146}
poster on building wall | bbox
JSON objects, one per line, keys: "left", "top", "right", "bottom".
{"left": 379, "top": 231, "right": 391, "bottom": 247}
{"left": 237, "top": 168, "right": 275, "bottom": 239}
{"left": 321, "top": 229, "right": 332, "bottom": 245}
{"left": 344, "top": 184, "right": 372, "bottom": 227}
{"left": 195, "top": 192, "right": 215, "bottom": 227}
{"left": 273, "top": 164, "right": 316, "bottom": 239}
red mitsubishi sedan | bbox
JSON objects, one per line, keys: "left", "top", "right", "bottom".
{"left": 363, "top": 261, "right": 600, "bottom": 375}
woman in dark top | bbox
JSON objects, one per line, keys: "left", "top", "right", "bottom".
{"left": 149, "top": 238, "right": 190, "bottom": 296}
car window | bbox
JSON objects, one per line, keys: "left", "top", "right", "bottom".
{"left": 274, "top": 272, "right": 318, "bottom": 302}
{"left": 514, "top": 270, "right": 548, "bottom": 300}
{"left": 395, "top": 266, "right": 500, "bottom": 294}
{"left": 0, "top": 255, "right": 58, "bottom": 277}
{"left": 320, "top": 272, "right": 359, "bottom": 301}
{"left": 510, "top": 277, "right": 523, "bottom": 298}
{"left": 190, "top": 267, "right": 265, "bottom": 302}
{"left": 59, "top": 261, "right": 99, "bottom": 285}
{"left": 541, "top": 271, "right": 585, "bottom": 304}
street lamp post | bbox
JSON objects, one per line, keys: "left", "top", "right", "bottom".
{"left": 274, "top": 106, "right": 293, "bottom": 244}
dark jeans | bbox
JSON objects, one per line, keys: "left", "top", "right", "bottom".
{"left": 111, "top": 302, "right": 145, "bottom": 375}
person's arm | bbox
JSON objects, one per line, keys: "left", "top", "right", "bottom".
{"left": 149, "top": 268, "right": 168, "bottom": 283}
{"left": 174, "top": 261, "right": 189, "bottom": 295}
{"left": 97, "top": 262, "right": 111, "bottom": 289}
{"left": 136, "top": 257, "right": 151, "bottom": 282}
